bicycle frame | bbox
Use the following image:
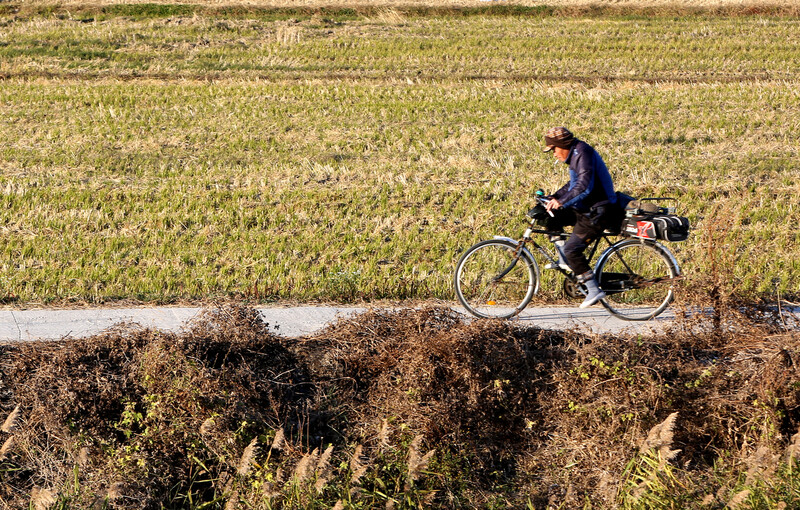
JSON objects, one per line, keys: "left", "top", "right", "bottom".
{"left": 502, "top": 224, "right": 682, "bottom": 296}
{"left": 513, "top": 226, "right": 617, "bottom": 284}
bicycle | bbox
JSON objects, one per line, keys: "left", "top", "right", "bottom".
{"left": 454, "top": 191, "right": 683, "bottom": 321}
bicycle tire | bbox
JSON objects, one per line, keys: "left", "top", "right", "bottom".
{"left": 454, "top": 239, "right": 539, "bottom": 319}
{"left": 595, "top": 239, "right": 679, "bottom": 321}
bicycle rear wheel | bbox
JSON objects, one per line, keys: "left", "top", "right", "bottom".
{"left": 595, "top": 239, "right": 679, "bottom": 321}
{"left": 454, "top": 239, "right": 539, "bottom": 319}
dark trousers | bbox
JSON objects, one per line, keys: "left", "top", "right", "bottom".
{"left": 549, "top": 208, "right": 612, "bottom": 276}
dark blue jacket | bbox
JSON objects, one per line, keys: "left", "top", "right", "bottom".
{"left": 553, "top": 140, "right": 616, "bottom": 213}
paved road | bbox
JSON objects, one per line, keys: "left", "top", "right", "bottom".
{"left": 0, "top": 305, "right": 677, "bottom": 342}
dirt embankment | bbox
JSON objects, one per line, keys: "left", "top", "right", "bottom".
{"left": 1, "top": 304, "right": 799, "bottom": 508}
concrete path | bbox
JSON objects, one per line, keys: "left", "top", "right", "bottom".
{"left": 0, "top": 304, "right": 678, "bottom": 342}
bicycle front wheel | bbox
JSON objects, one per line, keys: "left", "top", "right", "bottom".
{"left": 454, "top": 239, "right": 539, "bottom": 319}
{"left": 595, "top": 239, "right": 679, "bottom": 321}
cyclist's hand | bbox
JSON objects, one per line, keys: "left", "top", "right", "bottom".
{"left": 546, "top": 198, "right": 562, "bottom": 212}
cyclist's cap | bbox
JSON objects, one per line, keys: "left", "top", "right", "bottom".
{"left": 543, "top": 126, "right": 575, "bottom": 152}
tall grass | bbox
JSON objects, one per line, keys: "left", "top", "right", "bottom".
{"left": 0, "top": 10, "right": 799, "bottom": 304}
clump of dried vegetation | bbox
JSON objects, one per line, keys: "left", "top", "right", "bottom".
{"left": 1, "top": 301, "right": 800, "bottom": 508}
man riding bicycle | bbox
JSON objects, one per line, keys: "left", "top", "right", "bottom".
{"left": 542, "top": 127, "right": 621, "bottom": 308}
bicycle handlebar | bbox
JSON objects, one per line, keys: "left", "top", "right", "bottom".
{"left": 534, "top": 189, "right": 555, "bottom": 216}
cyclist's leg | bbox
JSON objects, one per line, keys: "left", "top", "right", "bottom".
{"left": 548, "top": 208, "right": 578, "bottom": 232}
{"left": 562, "top": 215, "right": 603, "bottom": 275}
{"left": 563, "top": 216, "right": 607, "bottom": 307}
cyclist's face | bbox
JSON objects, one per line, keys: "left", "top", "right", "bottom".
{"left": 553, "top": 146, "right": 570, "bottom": 163}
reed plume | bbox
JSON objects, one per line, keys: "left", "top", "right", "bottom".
{"left": 315, "top": 444, "right": 335, "bottom": 492}
{"left": 0, "top": 436, "right": 14, "bottom": 461}
{"left": 271, "top": 428, "right": 285, "bottom": 452}
{"left": 293, "top": 448, "right": 318, "bottom": 485}
{"left": 199, "top": 417, "right": 215, "bottom": 436}
{"left": 378, "top": 419, "right": 390, "bottom": 450}
{"left": 237, "top": 438, "right": 258, "bottom": 476}
{"left": 627, "top": 413, "right": 682, "bottom": 502}
{"left": 349, "top": 443, "right": 371, "bottom": 498}
{"left": 1, "top": 405, "right": 21, "bottom": 433}
{"left": 350, "top": 444, "right": 368, "bottom": 486}
{"left": 640, "top": 412, "right": 680, "bottom": 465}
{"left": 405, "top": 434, "right": 434, "bottom": 490}
{"left": 726, "top": 489, "right": 750, "bottom": 509}
{"left": 31, "top": 488, "right": 56, "bottom": 510}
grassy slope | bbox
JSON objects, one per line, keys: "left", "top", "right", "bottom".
{"left": 0, "top": 7, "right": 799, "bottom": 305}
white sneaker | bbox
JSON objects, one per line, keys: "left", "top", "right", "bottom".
{"left": 579, "top": 277, "right": 606, "bottom": 308}
{"left": 579, "top": 289, "right": 607, "bottom": 308}
{"left": 545, "top": 262, "right": 572, "bottom": 271}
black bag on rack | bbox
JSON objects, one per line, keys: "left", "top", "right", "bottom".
{"left": 651, "top": 215, "right": 691, "bottom": 242}
{"left": 620, "top": 199, "right": 690, "bottom": 242}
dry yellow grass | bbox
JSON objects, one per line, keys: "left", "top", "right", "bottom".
{"left": 1, "top": 4, "right": 799, "bottom": 305}
{"left": 14, "top": 0, "right": 800, "bottom": 7}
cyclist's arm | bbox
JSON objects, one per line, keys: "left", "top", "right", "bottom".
{"left": 552, "top": 182, "right": 570, "bottom": 201}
